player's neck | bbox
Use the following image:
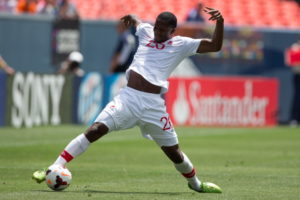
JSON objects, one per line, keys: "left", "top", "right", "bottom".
{"left": 154, "top": 37, "right": 172, "bottom": 43}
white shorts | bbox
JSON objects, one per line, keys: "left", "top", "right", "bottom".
{"left": 94, "top": 87, "right": 178, "bottom": 147}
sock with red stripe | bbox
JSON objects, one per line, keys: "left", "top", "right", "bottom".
{"left": 53, "top": 133, "right": 90, "bottom": 166}
{"left": 174, "top": 152, "right": 201, "bottom": 191}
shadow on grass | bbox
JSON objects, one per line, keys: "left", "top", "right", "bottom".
{"left": 33, "top": 189, "right": 187, "bottom": 196}
{"left": 83, "top": 189, "right": 186, "bottom": 195}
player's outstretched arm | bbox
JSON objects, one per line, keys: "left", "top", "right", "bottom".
{"left": 120, "top": 14, "right": 141, "bottom": 28}
{"left": 197, "top": 7, "right": 224, "bottom": 53}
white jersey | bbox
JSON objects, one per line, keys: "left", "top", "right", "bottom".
{"left": 126, "top": 23, "right": 201, "bottom": 93}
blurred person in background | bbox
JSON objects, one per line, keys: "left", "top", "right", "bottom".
{"left": 0, "top": 0, "right": 16, "bottom": 13}
{"left": 286, "top": 40, "right": 300, "bottom": 126}
{"left": 58, "top": 51, "right": 84, "bottom": 77}
{"left": 109, "top": 20, "right": 137, "bottom": 73}
{"left": 0, "top": 54, "right": 15, "bottom": 75}
{"left": 57, "top": 0, "right": 79, "bottom": 20}
{"left": 15, "top": 0, "right": 37, "bottom": 14}
{"left": 185, "top": 2, "right": 205, "bottom": 23}
{"left": 37, "top": 0, "right": 57, "bottom": 16}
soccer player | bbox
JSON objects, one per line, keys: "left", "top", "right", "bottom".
{"left": 33, "top": 7, "right": 224, "bottom": 193}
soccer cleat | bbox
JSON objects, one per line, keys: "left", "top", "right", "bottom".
{"left": 32, "top": 169, "right": 46, "bottom": 183}
{"left": 188, "top": 182, "right": 222, "bottom": 193}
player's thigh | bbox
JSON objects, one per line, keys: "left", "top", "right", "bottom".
{"left": 93, "top": 110, "right": 116, "bottom": 132}
{"left": 140, "top": 122, "right": 178, "bottom": 147}
{"left": 94, "top": 99, "right": 138, "bottom": 132}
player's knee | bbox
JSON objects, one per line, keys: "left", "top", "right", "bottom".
{"left": 85, "top": 122, "right": 109, "bottom": 142}
{"left": 89, "top": 122, "right": 109, "bottom": 135}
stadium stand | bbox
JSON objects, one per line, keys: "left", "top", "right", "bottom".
{"left": 70, "top": 0, "right": 300, "bottom": 29}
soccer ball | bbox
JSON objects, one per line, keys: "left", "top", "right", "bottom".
{"left": 45, "top": 165, "right": 72, "bottom": 191}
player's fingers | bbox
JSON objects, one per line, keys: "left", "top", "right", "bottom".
{"left": 212, "top": 13, "right": 221, "bottom": 18}
{"left": 207, "top": 10, "right": 219, "bottom": 14}
{"left": 209, "top": 15, "right": 221, "bottom": 20}
{"left": 208, "top": 13, "right": 219, "bottom": 20}
{"left": 208, "top": 11, "right": 221, "bottom": 18}
{"left": 203, "top": 7, "right": 215, "bottom": 12}
{"left": 203, "top": 9, "right": 213, "bottom": 13}
{"left": 211, "top": 11, "right": 221, "bottom": 17}
{"left": 205, "top": 7, "right": 215, "bottom": 10}
{"left": 209, "top": 13, "right": 222, "bottom": 20}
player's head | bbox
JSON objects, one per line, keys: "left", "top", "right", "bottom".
{"left": 154, "top": 12, "right": 177, "bottom": 43}
{"left": 116, "top": 20, "right": 127, "bottom": 33}
{"left": 196, "top": 3, "right": 203, "bottom": 11}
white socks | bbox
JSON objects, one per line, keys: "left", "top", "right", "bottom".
{"left": 174, "top": 152, "right": 201, "bottom": 191}
{"left": 53, "top": 133, "right": 90, "bottom": 166}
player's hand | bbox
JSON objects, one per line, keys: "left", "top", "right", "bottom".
{"left": 203, "top": 7, "right": 223, "bottom": 22}
{"left": 120, "top": 15, "right": 140, "bottom": 28}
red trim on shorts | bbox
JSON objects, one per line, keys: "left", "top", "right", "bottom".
{"left": 182, "top": 168, "right": 196, "bottom": 178}
{"left": 60, "top": 150, "right": 74, "bottom": 162}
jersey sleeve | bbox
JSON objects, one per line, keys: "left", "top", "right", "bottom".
{"left": 181, "top": 37, "right": 202, "bottom": 57}
{"left": 135, "top": 23, "right": 153, "bottom": 39}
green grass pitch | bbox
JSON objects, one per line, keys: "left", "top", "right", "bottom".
{"left": 0, "top": 125, "right": 299, "bottom": 200}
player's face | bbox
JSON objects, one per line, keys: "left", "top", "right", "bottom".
{"left": 154, "top": 19, "right": 175, "bottom": 43}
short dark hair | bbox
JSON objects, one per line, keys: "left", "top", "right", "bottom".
{"left": 157, "top": 12, "right": 177, "bottom": 28}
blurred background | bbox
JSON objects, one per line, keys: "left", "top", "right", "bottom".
{"left": 0, "top": 0, "right": 300, "bottom": 128}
